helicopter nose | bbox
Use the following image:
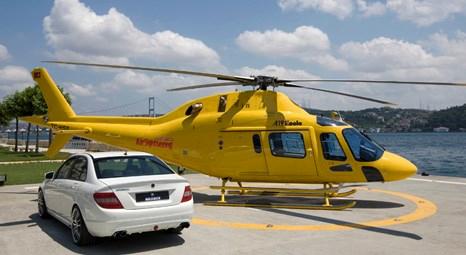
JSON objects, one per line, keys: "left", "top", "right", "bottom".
{"left": 379, "top": 151, "right": 417, "bottom": 181}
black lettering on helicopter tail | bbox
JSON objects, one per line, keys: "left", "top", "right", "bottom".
{"left": 273, "top": 120, "right": 303, "bottom": 126}
{"left": 51, "top": 124, "right": 70, "bottom": 130}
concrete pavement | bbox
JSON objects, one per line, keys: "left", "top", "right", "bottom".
{"left": 0, "top": 174, "right": 465, "bottom": 255}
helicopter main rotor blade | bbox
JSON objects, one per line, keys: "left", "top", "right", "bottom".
{"left": 43, "top": 60, "right": 254, "bottom": 83}
{"left": 167, "top": 82, "right": 242, "bottom": 91}
{"left": 284, "top": 83, "right": 397, "bottom": 106}
{"left": 281, "top": 79, "right": 466, "bottom": 87}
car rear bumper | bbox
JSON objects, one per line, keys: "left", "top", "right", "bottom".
{"left": 84, "top": 200, "right": 193, "bottom": 237}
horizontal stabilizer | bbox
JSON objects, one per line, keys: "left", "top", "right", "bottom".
{"left": 47, "top": 133, "right": 72, "bottom": 158}
{"left": 19, "top": 115, "right": 48, "bottom": 127}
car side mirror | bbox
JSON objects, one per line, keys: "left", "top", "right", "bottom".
{"left": 44, "top": 171, "right": 54, "bottom": 180}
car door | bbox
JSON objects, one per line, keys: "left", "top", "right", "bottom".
{"left": 59, "top": 156, "right": 88, "bottom": 222}
{"left": 46, "top": 159, "right": 74, "bottom": 216}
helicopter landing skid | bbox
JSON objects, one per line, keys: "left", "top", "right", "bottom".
{"left": 226, "top": 188, "right": 356, "bottom": 198}
{"left": 206, "top": 182, "right": 357, "bottom": 210}
{"left": 203, "top": 200, "right": 356, "bottom": 211}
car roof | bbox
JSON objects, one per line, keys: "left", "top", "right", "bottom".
{"left": 74, "top": 151, "right": 154, "bottom": 159}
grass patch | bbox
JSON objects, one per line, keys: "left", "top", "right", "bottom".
{"left": 0, "top": 162, "right": 63, "bottom": 185}
{"left": 0, "top": 146, "right": 69, "bottom": 162}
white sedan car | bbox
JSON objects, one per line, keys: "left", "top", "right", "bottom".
{"left": 38, "top": 151, "right": 193, "bottom": 246}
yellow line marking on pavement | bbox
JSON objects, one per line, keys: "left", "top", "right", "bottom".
{"left": 192, "top": 188, "right": 437, "bottom": 231}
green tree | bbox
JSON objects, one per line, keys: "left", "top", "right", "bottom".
{"left": 19, "top": 86, "right": 36, "bottom": 152}
{"left": 0, "top": 102, "right": 11, "bottom": 127}
{"left": 428, "top": 104, "right": 466, "bottom": 131}
{"left": 3, "top": 91, "right": 22, "bottom": 152}
{"left": 2, "top": 84, "right": 71, "bottom": 152}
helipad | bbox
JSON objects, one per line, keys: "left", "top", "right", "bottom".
{"left": 0, "top": 174, "right": 465, "bottom": 255}
{"left": 191, "top": 187, "right": 437, "bottom": 231}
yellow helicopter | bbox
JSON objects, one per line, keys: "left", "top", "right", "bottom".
{"left": 22, "top": 61, "right": 466, "bottom": 210}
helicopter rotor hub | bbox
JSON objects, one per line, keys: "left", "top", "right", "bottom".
{"left": 252, "top": 75, "right": 279, "bottom": 90}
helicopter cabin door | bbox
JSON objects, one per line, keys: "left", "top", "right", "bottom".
{"left": 216, "top": 132, "right": 268, "bottom": 176}
{"left": 264, "top": 130, "right": 318, "bottom": 179}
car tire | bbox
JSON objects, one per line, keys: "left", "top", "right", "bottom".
{"left": 38, "top": 190, "right": 50, "bottom": 219}
{"left": 71, "top": 206, "right": 95, "bottom": 246}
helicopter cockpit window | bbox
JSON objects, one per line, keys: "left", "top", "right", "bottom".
{"left": 252, "top": 134, "right": 262, "bottom": 153}
{"left": 342, "top": 128, "right": 384, "bottom": 162}
{"left": 218, "top": 95, "right": 227, "bottom": 112}
{"left": 269, "top": 132, "right": 305, "bottom": 158}
{"left": 320, "top": 133, "right": 346, "bottom": 161}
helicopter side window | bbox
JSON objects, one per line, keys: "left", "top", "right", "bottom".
{"left": 268, "top": 132, "right": 305, "bottom": 158}
{"left": 320, "top": 133, "right": 346, "bottom": 161}
{"left": 342, "top": 128, "right": 384, "bottom": 162}
{"left": 218, "top": 95, "right": 227, "bottom": 112}
{"left": 252, "top": 134, "right": 262, "bottom": 153}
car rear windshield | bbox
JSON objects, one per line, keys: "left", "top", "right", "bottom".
{"left": 94, "top": 156, "right": 174, "bottom": 179}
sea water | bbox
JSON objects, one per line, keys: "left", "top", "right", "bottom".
{"left": 370, "top": 133, "right": 466, "bottom": 178}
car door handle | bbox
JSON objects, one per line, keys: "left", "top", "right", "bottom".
{"left": 71, "top": 183, "right": 79, "bottom": 190}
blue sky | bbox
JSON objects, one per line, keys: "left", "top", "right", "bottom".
{"left": 1, "top": 0, "right": 466, "bottom": 114}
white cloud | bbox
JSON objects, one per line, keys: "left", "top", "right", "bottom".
{"left": 237, "top": 65, "right": 318, "bottom": 80}
{"left": 44, "top": 0, "right": 221, "bottom": 68}
{"left": 236, "top": 65, "right": 344, "bottom": 108}
{"left": 99, "top": 70, "right": 217, "bottom": 106}
{"left": 234, "top": 28, "right": 465, "bottom": 109}
{"left": 340, "top": 37, "right": 436, "bottom": 73}
{"left": 335, "top": 34, "right": 466, "bottom": 109}
{"left": 421, "top": 32, "right": 466, "bottom": 81}
{"left": 65, "top": 82, "right": 96, "bottom": 97}
{"left": 339, "top": 34, "right": 466, "bottom": 81}
{"left": 356, "top": 0, "right": 386, "bottom": 17}
{"left": 387, "top": 0, "right": 466, "bottom": 26}
{"left": 0, "top": 66, "right": 33, "bottom": 98}
{"left": 0, "top": 44, "right": 9, "bottom": 61}
{"left": 109, "top": 71, "right": 207, "bottom": 93}
{"left": 278, "top": 0, "right": 466, "bottom": 26}
{"left": 278, "top": 0, "right": 354, "bottom": 19}
{"left": 236, "top": 26, "right": 348, "bottom": 71}
{"left": 425, "top": 31, "right": 466, "bottom": 57}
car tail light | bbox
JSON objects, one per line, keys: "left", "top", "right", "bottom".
{"left": 94, "top": 192, "right": 124, "bottom": 209}
{"left": 181, "top": 185, "right": 192, "bottom": 203}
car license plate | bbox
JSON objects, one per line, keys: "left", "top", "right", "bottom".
{"left": 136, "top": 191, "right": 169, "bottom": 202}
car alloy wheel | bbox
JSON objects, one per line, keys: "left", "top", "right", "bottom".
{"left": 71, "top": 208, "right": 82, "bottom": 243}
{"left": 38, "top": 190, "right": 49, "bottom": 218}
{"left": 70, "top": 207, "right": 95, "bottom": 246}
